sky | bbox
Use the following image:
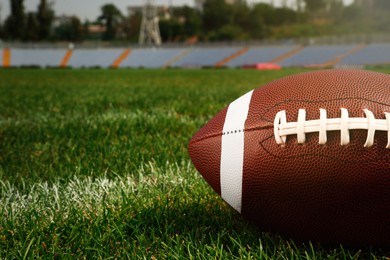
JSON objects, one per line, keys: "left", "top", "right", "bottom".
{"left": 0, "top": 0, "right": 354, "bottom": 23}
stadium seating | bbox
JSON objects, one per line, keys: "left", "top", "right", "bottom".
{"left": 340, "top": 44, "right": 390, "bottom": 66}
{"left": 2, "top": 44, "right": 390, "bottom": 68}
{"left": 67, "top": 49, "right": 124, "bottom": 68}
{"left": 226, "top": 46, "right": 296, "bottom": 67}
{"left": 173, "top": 47, "right": 240, "bottom": 67}
{"left": 120, "top": 48, "right": 185, "bottom": 68}
{"left": 9, "top": 49, "right": 67, "bottom": 67}
{"left": 280, "top": 45, "right": 356, "bottom": 67}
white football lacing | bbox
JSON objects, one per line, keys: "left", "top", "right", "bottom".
{"left": 274, "top": 108, "right": 390, "bottom": 148}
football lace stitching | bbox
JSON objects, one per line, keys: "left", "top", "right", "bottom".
{"left": 274, "top": 108, "right": 390, "bottom": 148}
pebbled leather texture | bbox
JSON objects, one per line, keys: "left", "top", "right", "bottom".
{"left": 188, "top": 70, "right": 390, "bottom": 246}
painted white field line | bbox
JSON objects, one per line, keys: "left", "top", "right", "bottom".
{"left": 0, "top": 161, "right": 200, "bottom": 220}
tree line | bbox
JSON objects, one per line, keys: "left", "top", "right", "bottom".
{"left": 0, "top": 0, "right": 389, "bottom": 43}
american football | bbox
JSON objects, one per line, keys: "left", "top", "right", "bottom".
{"left": 188, "top": 69, "right": 390, "bottom": 246}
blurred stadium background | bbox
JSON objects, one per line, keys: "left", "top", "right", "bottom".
{"left": 1, "top": 0, "right": 390, "bottom": 69}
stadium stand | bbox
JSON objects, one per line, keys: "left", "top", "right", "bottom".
{"left": 226, "top": 46, "right": 297, "bottom": 67}
{"left": 339, "top": 44, "right": 390, "bottom": 66}
{"left": 60, "top": 49, "right": 74, "bottom": 68}
{"left": 120, "top": 48, "right": 185, "bottom": 68}
{"left": 67, "top": 49, "right": 124, "bottom": 68}
{"left": 9, "top": 49, "right": 67, "bottom": 67}
{"left": 320, "top": 44, "right": 367, "bottom": 67}
{"left": 172, "top": 47, "right": 240, "bottom": 67}
{"left": 112, "top": 48, "right": 132, "bottom": 68}
{"left": 215, "top": 47, "right": 249, "bottom": 67}
{"left": 2, "top": 44, "right": 390, "bottom": 68}
{"left": 162, "top": 49, "right": 192, "bottom": 68}
{"left": 3, "top": 48, "right": 11, "bottom": 67}
{"left": 280, "top": 45, "right": 357, "bottom": 67}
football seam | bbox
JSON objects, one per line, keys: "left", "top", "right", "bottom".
{"left": 260, "top": 97, "right": 390, "bottom": 123}
{"left": 222, "top": 129, "right": 244, "bottom": 135}
{"left": 258, "top": 134, "right": 390, "bottom": 162}
{"left": 190, "top": 97, "right": 390, "bottom": 145}
{"left": 191, "top": 126, "right": 271, "bottom": 144}
{"left": 274, "top": 108, "right": 390, "bottom": 148}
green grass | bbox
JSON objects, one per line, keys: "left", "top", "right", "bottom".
{"left": 0, "top": 68, "right": 388, "bottom": 258}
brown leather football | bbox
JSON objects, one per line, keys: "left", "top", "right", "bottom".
{"left": 188, "top": 70, "right": 390, "bottom": 246}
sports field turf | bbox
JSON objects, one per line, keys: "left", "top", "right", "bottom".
{"left": 0, "top": 68, "right": 388, "bottom": 258}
